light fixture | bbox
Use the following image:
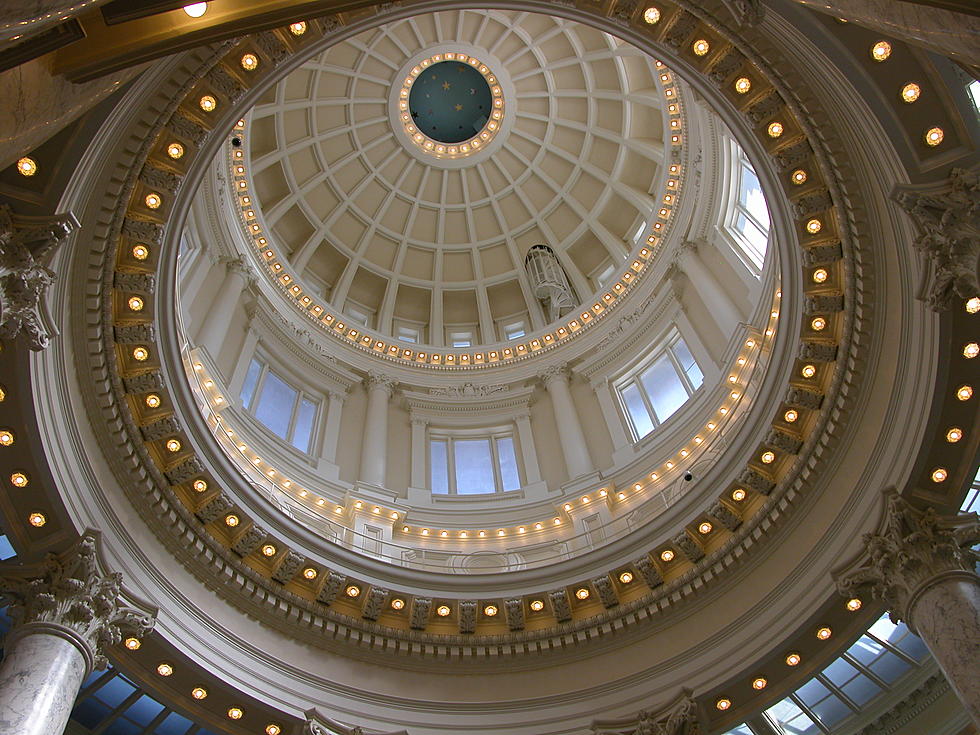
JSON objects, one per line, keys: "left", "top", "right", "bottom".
{"left": 165, "top": 439, "right": 181, "bottom": 453}
{"left": 806, "top": 219, "right": 822, "bottom": 234}
{"left": 156, "top": 663, "right": 174, "bottom": 676}
{"left": 752, "top": 677, "right": 768, "bottom": 690}
{"left": 266, "top": 725, "right": 283, "bottom": 735}
{"left": 16, "top": 157, "right": 37, "bottom": 176}
{"left": 484, "top": 605, "right": 498, "bottom": 616}
{"left": 126, "top": 296, "right": 145, "bottom": 314}
{"left": 900, "top": 82, "right": 920, "bottom": 103}
{"left": 345, "top": 585, "right": 360, "bottom": 598}
{"left": 224, "top": 514, "right": 239, "bottom": 527}
{"left": 182, "top": 3, "right": 207, "bottom": 18}
{"left": 10, "top": 473, "right": 28, "bottom": 488}
{"left": 731, "top": 488, "right": 746, "bottom": 502}
{"left": 784, "top": 409, "right": 799, "bottom": 423}
{"left": 734, "top": 77, "right": 751, "bottom": 94}
{"left": 692, "top": 39, "right": 710, "bottom": 56}
{"left": 801, "top": 364, "right": 816, "bottom": 378}
{"left": 289, "top": 21, "right": 307, "bottom": 35}
{"left": 812, "top": 268, "right": 828, "bottom": 283}
{"left": 698, "top": 522, "right": 713, "bottom": 535}
{"left": 966, "top": 296, "right": 980, "bottom": 313}
{"left": 227, "top": 707, "right": 243, "bottom": 720}
{"left": 619, "top": 571, "right": 634, "bottom": 584}
{"left": 811, "top": 317, "right": 826, "bottom": 331}
{"left": 28, "top": 512, "right": 46, "bottom": 527}
{"left": 124, "top": 637, "right": 141, "bottom": 650}
{"left": 643, "top": 7, "right": 661, "bottom": 24}
{"left": 816, "top": 626, "right": 833, "bottom": 640}
{"left": 132, "top": 346, "right": 149, "bottom": 361}
{"left": 192, "top": 479, "right": 207, "bottom": 492}
{"left": 261, "top": 544, "right": 276, "bottom": 557}
{"left": 0, "top": 431, "right": 13, "bottom": 446}
{"left": 761, "top": 451, "right": 775, "bottom": 464}
{"left": 660, "top": 549, "right": 675, "bottom": 562}
{"left": 964, "top": 342, "right": 979, "bottom": 358}
{"left": 530, "top": 599, "right": 545, "bottom": 611}
{"left": 199, "top": 95, "right": 217, "bottom": 113}
{"left": 785, "top": 652, "right": 801, "bottom": 666}
{"left": 871, "top": 41, "right": 891, "bottom": 61}
{"left": 166, "top": 142, "right": 184, "bottom": 159}
{"left": 390, "top": 598, "right": 405, "bottom": 610}
{"left": 931, "top": 468, "right": 947, "bottom": 483}
{"left": 715, "top": 698, "right": 732, "bottom": 711}
{"left": 791, "top": 169, "right": 808, "bottom": 185}
{"left": 575, "top": 588, "right": 590, "bottom": 600}
{"left": 144, "top": 193, "right": 161, "bottom": 209}
{"left": 846, "top": 598, "right": 862, "bottom": 611}
{"left": 132, "top": 244, "right": 149, "bottom": 260}
{"left": 436, "top": 605, "right": 451, "bottom": 617}
{"left": 768, "top": 121, "right": 784, "bottom": 138}
{"left": 191, "top": 687, "right": 207, "bottom": 700}
{"left": 240, "top": 53, "right": 258, "bottom": 71}
{"left": 956, "top": 385, "right": 973, "bottom": 400}
{"left": 925, "top": 127, "right": 944, "bottom": 146}
{"left": 303, "top": 567, "right": 317, "bottom": 580}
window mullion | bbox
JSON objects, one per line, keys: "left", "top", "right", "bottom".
{"left": 490, "top": 437, "right": 503, "bottom": 493}
{"left": 447, "top": 438, "right": 457, "bottom": 495}
{"left": 636, "top": 374, "right": 659, "bottom": 426}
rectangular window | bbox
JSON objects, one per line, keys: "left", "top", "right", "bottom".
{"left": 428, "top": 431, "right": 522, "bottom": 495}
{"left": 617, "top": 333, "right": 703, "bottom": 441}
{"left": 396, "top": 326, "right": 419, "bottom": 343}
{"left": 449, "top": 330, "right": 473, "bottom": 348}
{"left": 725, "top": 144, "right": 771, "bottom": 272}
{"left": 240, "top": 357, "right": 320, "bottom": 454}
{"left": 503, "top": 321, "right": 526, "bottom": 340}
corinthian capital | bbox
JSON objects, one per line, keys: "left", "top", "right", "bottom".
{"left": 835, "top": 491, "right": 980, "bottom": 628}
{"left": 538, "top": 362, "right": 570, "bottom": 387}
{"left": 365, "top": 371, "right": 397, "bottom": 396}
{"left": 893, "top": 167, "right": 980, "bottom": 312}
{"left": 0, "top": 205, "right": 77, "bottom": 350}
{"left": 0, "top": 532, "right": 157, "bottom": 672}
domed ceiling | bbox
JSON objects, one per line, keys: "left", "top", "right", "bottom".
{"left": 245, "top": 10, "right": 670, "bottom": 346}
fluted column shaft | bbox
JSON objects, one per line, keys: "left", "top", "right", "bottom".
{"left": 837, "top": 493, "right": 980, "bottom": 728}
{"left": 0, "top": 534, "right": 155, "bottom": 735}
{"left": 675, "top": 243, "right": 741, "bottom": 336}
{"left": 196, "top": 258, "right": 250, "bottom": 352}
{"left": 359, "top": 373, "right": 394, "bottom": 486}
{"left": 541, "top": 366, "right": 592, "bottom": 479}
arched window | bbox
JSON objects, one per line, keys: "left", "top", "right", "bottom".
{"left": 239, "top": 358, "right": 319, "bottom": 453}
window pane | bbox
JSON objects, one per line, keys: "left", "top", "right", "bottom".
{"left": 0, "top": 535, "right": 15, "bottom": 560}
{"left": 735, "top": 212, "right": 769, "bottom": 265}
{"left": 254, "top": 371, "right": 297, "bottom": 439}
{"left": 765, "top": 697, "right": 821, "bottom": 735}
{"left": 240, "top": 359, "right": 262, "bottom": 408}
{"left": 740, "top": 164, "right": 771, "bottom": 231}
{"left": 123, "top": 694, "right": 165, "bottom": 725}
{"left": 292, "top": 398, "right": 316, "bottom": 452}
{"left": 430, "top": 440, "right": 449, "bottom": 494}
{"left": 93, "top": 675, "right": 136, "bottom": 707}
{"left": 621, "top": 382, "right": 654, "bottom": 439}
{"left": 672, "top": 338, "right": 703, "bottom": 388}
{"left": 454, "top": 439, "right": 495, "bottom": 494}
{"left": 72, "top": 699, "right": 112, "bottom": 729}
{"left": 640, "top": 355, "right": 688, "bottom": 422}
{"left": 154, "top": 712, "right": 194, "bottom": 735}
{"left": 497, "top": 436, "right": 520, "bottom": 491}
{"left": 103, "top": 717, "right": 143, "bottom": 735}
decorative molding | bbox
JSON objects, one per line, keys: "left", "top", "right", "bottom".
{"left": 894, "top": 167, "right": 980, "bottom": 312}
{"left": 0, "top": 205, "right": 77, "bottom": 350}
{"left": 592, "top": 689, "right": 704, "bottom": 734}
{"left": 835, "top": 491, "right": 980, "bottom": 630}
{"left": 856, "top": 672, "right": 949, "bottom": 735}
{"left": 304, "top": 707, "right": 408, "bottom": 735}
{"left": 0, "top": 533, "right": 156, "bottom": 673}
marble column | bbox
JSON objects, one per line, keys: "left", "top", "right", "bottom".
{"left": 513, "top": 411, "right": 542, "bottom": 485}
{"left": 836, "top": 492, "right": 980, "bottom": 728}
{"left": 410, "top": 417, "right": 428, "bottom": 489}
{"left": 320, "top": 391, "right": 345, "bottom": 466}
{"left": 674, "top": 241, "right": 741, "bottom": 337}
{"left": 0, "top": 533, "right": 156, "bottom": 735}
{"left": 539, "top": 364, "right": 593, "bottom": 479}
{"left": 359, "top": 372, "right": 395, "bottom": 486}
{"left": 195, "top": 256, "right": 253, "bottom": 353}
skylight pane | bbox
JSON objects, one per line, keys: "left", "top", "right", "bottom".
{"left": 93, "top": 675, "right": 137, "bottom": 707}
{"left": 254, "top": 371, "right": 297, "bottom": 439}
{"left": 430, "top": 440, "right": 449, "bottom": 494}
{"left": 0, "top": 534, "right": 15, "bottom": 560}
{"left": 292, "top": 398, "right": 316, "bottom": 452}
{"left": 154, "top": 712, "right": 194, "bottom": 735}
{"left": 640, "top": 354, "right": 688, "bottom": 422}
{"left": 240, "top": 359, "right": 262, "bottom": 408}
{"left": 454, "top": 439, "right": 494, "bottom": 494}
{"left": 765, "top": 697, "right": 821, "bottom": 734}
{"left": 123, "top": 694, "right": 165, "bottom": 725}
{"left": 72, "top": 699, "right": 112, "bottom": 729}
{"left": 621, "top": 382, "right": 654, "bottom": 438}
{"left": 497, "top": 436, "right": 520, "bottom": 491}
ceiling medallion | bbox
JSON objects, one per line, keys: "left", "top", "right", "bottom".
{"left": 397, "top": 52, "right": 504, "bottom": 160}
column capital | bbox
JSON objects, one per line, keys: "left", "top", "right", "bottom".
{"left": 218, "top": 255, "right": 256, "bottom": 286}
{"left": 538, "top": 362, "right": 570, "bottom": 388}
{"left": 893, "top": 167, "right": 980, "bottom": 312}
{"left": 364, "top": 371, "right": 397, "bottom": 396}
{"left": 592, "top": 689, "right": 703, "bottom": 735}
{"left": 835, "top": 491, "right": 980, "bottom": 628}
{"left": 410, "top": 416, "right": 429, "bottom": 427}
{"left": 0, "top": 205, "right": 77, "bottom": 351}
{"left": 0, "top": 532, "right": 157, "bottom": 673}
